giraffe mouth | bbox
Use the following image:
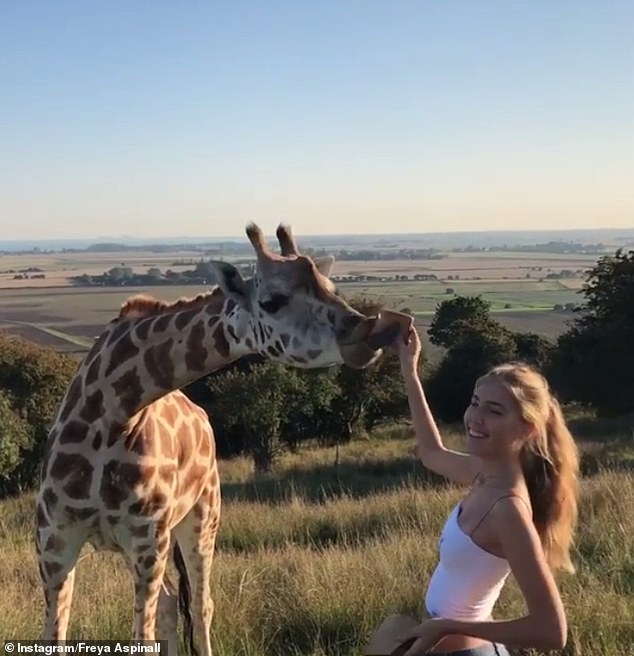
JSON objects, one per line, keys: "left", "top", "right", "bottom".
{"left": 339, "top": 310, "right": 413, "bottom": 368}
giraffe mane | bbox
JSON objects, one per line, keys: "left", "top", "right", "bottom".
{"left": 118, "top": 288, "right": 224, "bottom": 318}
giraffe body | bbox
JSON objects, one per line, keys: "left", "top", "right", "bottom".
{"left": 35, "top": 223, "right": 412, "bottom": 655}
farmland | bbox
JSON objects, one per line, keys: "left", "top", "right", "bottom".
{"left": 0, "top": 246, "right": 600, "bottom": 354}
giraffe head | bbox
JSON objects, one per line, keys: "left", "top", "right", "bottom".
{"left": 209, "top": 222, "right": 412, "bottom": 369}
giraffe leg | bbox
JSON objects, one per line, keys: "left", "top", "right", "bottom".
{"left": 130, "top": 525, "right": 172, "bottom": 642}
{"left": 36, "top": 517, "right": 86, "bottom": 641}
{"left": 156, "top": 551, "right": 179, "bottom": 656}
{"left": 172, "top": 489, "right": 220, "bottom": 656}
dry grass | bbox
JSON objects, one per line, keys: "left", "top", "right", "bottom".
{"left": 2, "top": 430, "right": 634, "bottom": 655}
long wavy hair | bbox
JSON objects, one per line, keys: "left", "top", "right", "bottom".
{"left": 476, "top": 362, "right": 580, "bottom": 573}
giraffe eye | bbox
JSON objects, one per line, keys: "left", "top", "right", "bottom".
{"left": 259, "top": 293, "right": 289, "bottom": 314}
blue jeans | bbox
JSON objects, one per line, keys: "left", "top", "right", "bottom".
{"left": 432, "top": 645, "right": 510, "bottom": 656}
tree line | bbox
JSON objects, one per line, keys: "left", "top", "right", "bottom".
{"left": 0, "top": 249, "right": 633, "bottom": 496}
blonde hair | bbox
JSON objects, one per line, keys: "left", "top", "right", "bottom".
{"left": 476, "top": 362, "right": 580, "bottom": 573}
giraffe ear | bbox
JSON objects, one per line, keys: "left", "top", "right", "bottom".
{"left": 313, "top": 255, "right": 335, "bottom": 278}
{"left": 208, "top": 261, "right": 251, "bottom": 307}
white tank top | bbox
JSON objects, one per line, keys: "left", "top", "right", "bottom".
{"left": 425, "top": 502, "right": 511, "bottom": 621}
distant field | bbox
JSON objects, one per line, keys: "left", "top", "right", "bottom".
{"left": 0, "top": 249, "right": 592, "bottom": 353}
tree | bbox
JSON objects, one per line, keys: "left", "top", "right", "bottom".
{"left": 0, "top": 391, "right": 31, "bottom": 485}
{"left": 548, "top": 249, "right": 634, "bottom": 416}
{"left": 428, "top": 296, "right": 498, "bottom": 349}
{"left": 426, "top": 324, "right": 518, "bottom": 422}
{"left": 513, "top": 332, "right": 554, "bottom": 370}
{"left": 0, "top": 334, "right": 77, "bottom": 495}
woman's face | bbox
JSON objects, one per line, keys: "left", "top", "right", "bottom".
{"left": 463, "top": 379, "right": 532, "bottom": 459}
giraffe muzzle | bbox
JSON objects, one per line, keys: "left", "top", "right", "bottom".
{"left": 365, "top": 310, "right": 414, "bottom": 350}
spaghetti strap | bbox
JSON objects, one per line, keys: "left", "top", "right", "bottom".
{"left": 469, "top": 493, "right": 531, "bottom": 537}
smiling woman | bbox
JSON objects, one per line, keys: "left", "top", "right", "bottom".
{"left": 389, "top": 328, "right": 580, "bottom": 656}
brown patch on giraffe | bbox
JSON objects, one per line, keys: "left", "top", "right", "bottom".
{"left": 60, "top": 455, "right": 94, "bottom": 499}
{"left": 292, "top": 336, "right": 301, "bottom": 349}
{"left": 163, "top": 401, "right": 178, "bottom": 425}
{"left": 42, "top": 487, "right": 58, "bottom": 511}
{"left": 44, "top": 534, "right": 66, "bottom": 552}
{"left": 37, "top": 504, "right": 49, "bottom": 528}
{"left": 107, "top": 320, "right": 130, "bottom": 347}
{"left": 59, "top": 377, "right": 82, "bottom": 423}
{"left": 79, "top": 389, "right": 105, "bottom": 423}
{"left": 107, "top": 423, "right": 121, "bottom": 447}
{"left": 267, "top": 345, "right": 279, "bottom": 357}
{"left": 158, "top": 464, "right": 177, "bottom": 480}
{"left": 280, "top": 333, "right": 291, "bottom": 348}
{"left": 291, "top": 355, "right": 308, "bottom": 363}
{"left": 85, "top": 355, "right": 102, "bottom": 386}
{"left": 144, "top": 339, "right": 175, "bottom": 389}
{"left": 245, "top": 337, "right": 254, "bottom": 350}
{"left": 91, "top": 431, "right": 103, "bottom": 450}
{"left": 174, "top": 308, "right": 200, "bottom": 331}
{"left": 107, "top": 516, "right": 118, "bottom": 526}
{"left": 65, "top": 507, "right": 98, "bottom": 522}
{"left": 225, "top": 298, "right": 237, "bottom": 314}
{"left": 130, "top": 524, "right": 150, "bottom": 538}
{"left": 100, "top": 461, "right": 144, "bottom": 509}
{"left": 42, "top": 560, "right": 63, "bottom": 578}
{"left": 134, "top": 316, "right": 154, "bottom": 341}
{"left": 226, "top": 323, "right": 239, "bottom": 342}
{"left": 185, "top": 319, "right": 208, "bottom": 371}
{"left": 58, "top": 420, "right": 89, "bottom": 445}
{"left": 112, "top": 368, "right": 144, "bottom": 416}
{"left": 182, "top": 463, "right": 209, "bottom": 491}
{"left": 213, "top": 323, "right": 230, "bottom": 358}
{"left": 105, "top": 332, "right": 140, "bottom": 377}
{"left": 153, "top": 314, "right": 171, "bottom": 333}
{"left": 307, "top": 349, "right": 322, "bottom": 360}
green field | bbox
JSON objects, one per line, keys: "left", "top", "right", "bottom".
{"left": 2, "top": 428, "right": 634, "bottom": 655}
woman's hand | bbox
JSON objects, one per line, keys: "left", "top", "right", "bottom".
{"left": 397, "top": 326, "right": 422, "bottom": 375}
{"left": 402, "top": 618, "right": 447, "bottom": 655}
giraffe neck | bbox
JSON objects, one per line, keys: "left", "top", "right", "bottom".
{"left": 75, "top": 295, "right": 255, "bottom": 426}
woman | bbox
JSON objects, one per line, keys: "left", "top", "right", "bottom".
{"left": 397, "top": 327, "right": 579, "bottom": 656}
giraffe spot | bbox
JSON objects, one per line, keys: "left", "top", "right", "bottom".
{"left": 225, "top": 299, "right": 236, "bottom": 314}
{"left": 36, "top": 504, "right": 49, "bottom": 528}
{"left": 91, "top": 431, "right": 103, "bottom": 450}
{"left": 107, "top": 320, "right": 131, "bottom": 347}
{"left": 226, "top": 323, "right": 239, "bottom": 343}
{"left": 107, "top": 516, "right": 118, "bottom": 525}
{"left": 144, "top": 339, "right": 175, "bottom": 389}
{"left": 59, "top": 377, "right": 83, "bottom": 423}
{"left": 58, "top": 420, "right": 89, "bottom": 444}
{"left": 105, "top": 332, "right": 140, "bottom": 377}
{"left": 258, "top": 324, "right": 266, "bottom": 343}
{"left": 280, "top": 333, "right": 290, "bottom": 348}
{"left": 291, "top": 355, "right": 308, "bottom": 363}
{"left": 212, "top": 323, "right": 230, "bottom": 358}
{"left": 292, "top": 336, "right": 301, "bottom": 349}
{"left": 59, "top": 455, "right": 94, "bottom": 499}
{"left": 42, "top": 487, "right": 58, "bottom": 511}
{"left": 158, "top": 464, "right": 177, "bottom": 480}
{"left": 307, "top": 349, "right": 322, "bottom": 360}
{"left": 135, "top": 317, "right": 154, "bottom": 341}
{"left": 157, "top": 536, "right": 169, "bottom": 552}
{"left": 266, "top": 345, "right": 279, "bottom": 357}
{"left": 107, "top": 423, "right": 121, "bottom": 447}
{"left": 44, "top": 534, "right": 66, "bottom": 552}
{"left": 152, "top": 314, "right": 171, "bottom": 333}
{"left": 163, "top": 402, "right": 178, "bottom": 425}
{"left": 183, "top": 463, "right": 209, "bottom": 491}
{"left": 43, "top": 560, "right": 64, "bottom": 578}
{"left": 112, "top": 368, "right": 144, "bottom": 416}
{"left": 130, "top": 524, "right": 150, "bottom": 538}
{"left": 80, "top": 389, "right": 105, "bottom": 423}
{"left": 100, "top": 461, "right": 144, "bottom": 509}
{"left": 65, "top": 507, "right": 98, "bottom": 522}
{"left": 185, "top": 320, "right": 208, "bottom": 371}
{"left": 245, "top": 338, "right": 254, "bottom": 350}
{"left": 174, "top": 308, "right": 200, "bottom": 331}
{"left": 85, "top": 355, "right": 102, "bottom": 387}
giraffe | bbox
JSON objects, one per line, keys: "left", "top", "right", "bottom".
{"left": 34, "top": 222, "right": 412, "bottom": 655}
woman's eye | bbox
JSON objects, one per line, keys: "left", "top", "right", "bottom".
{"left": 259, "top": 294, "right": 289, "bottom": 314}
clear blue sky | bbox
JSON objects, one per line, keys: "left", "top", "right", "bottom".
{"left": 1, "top": 0, "right": 632, "bottom": 239}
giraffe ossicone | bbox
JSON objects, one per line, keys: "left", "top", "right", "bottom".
{"left": 34, "top": 222, "right": 413, "bottom": 656}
